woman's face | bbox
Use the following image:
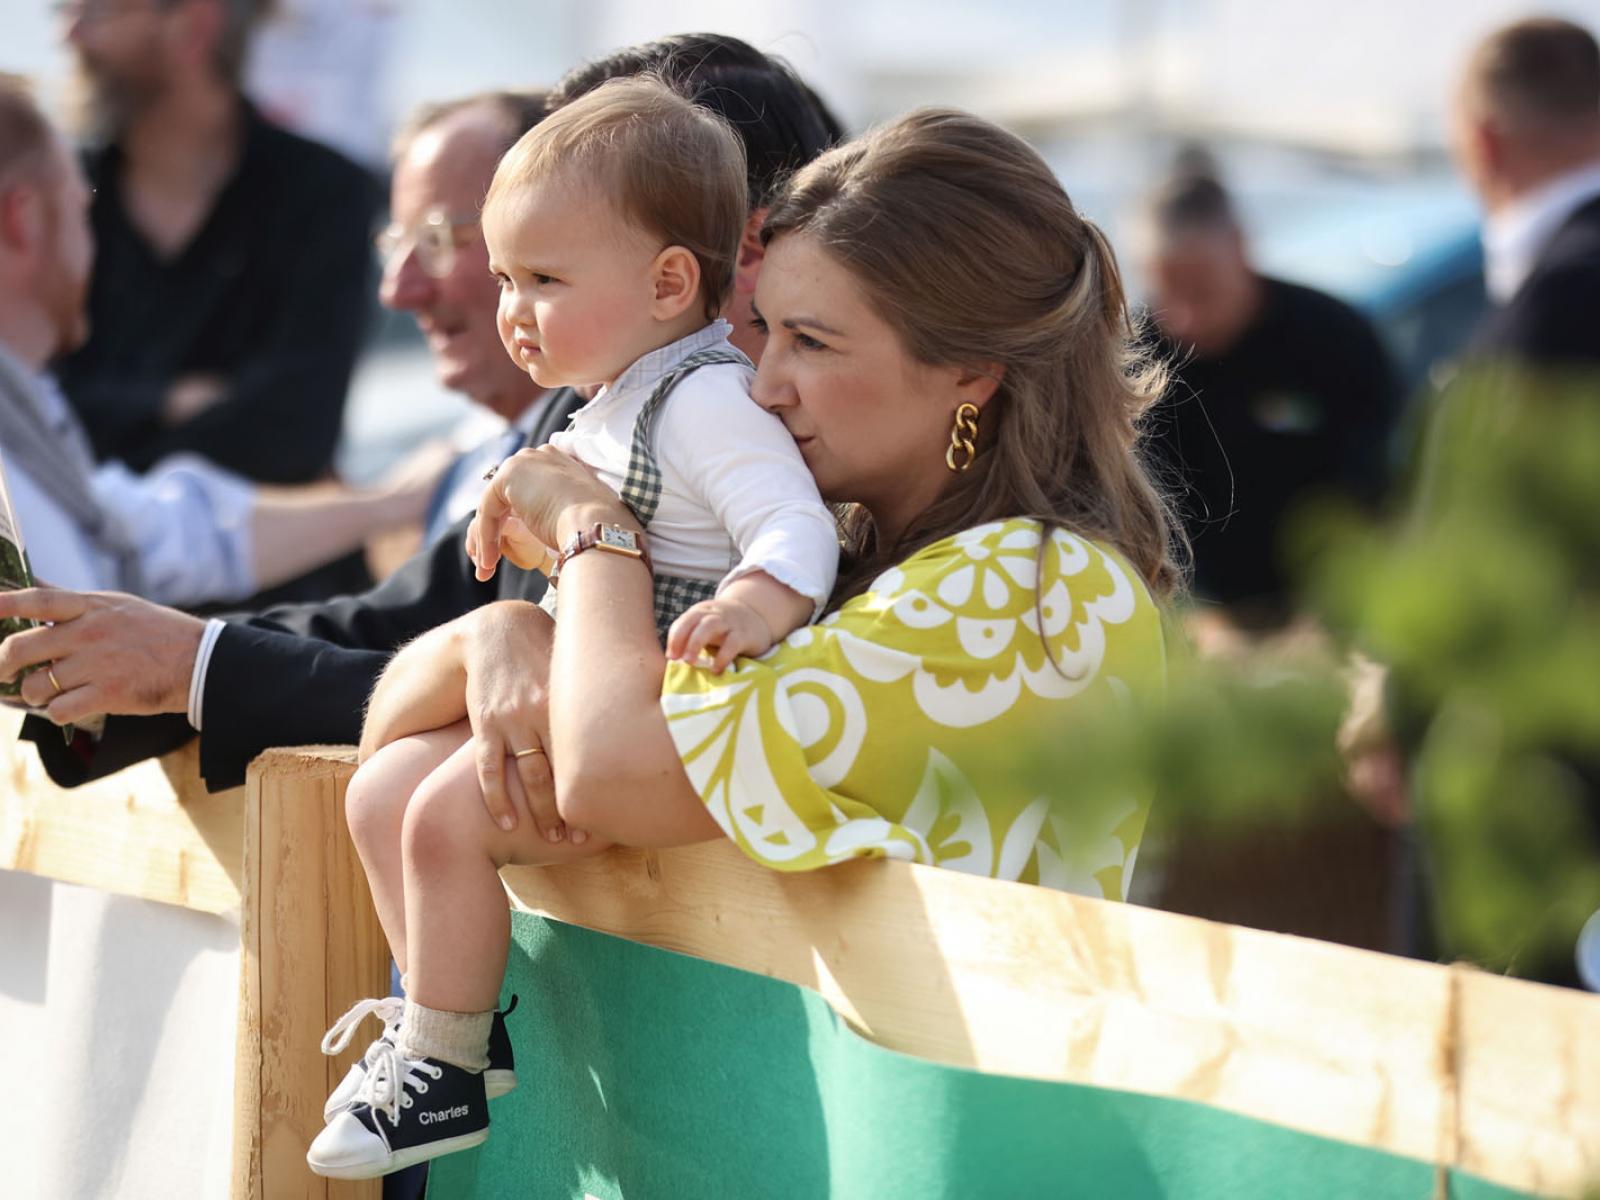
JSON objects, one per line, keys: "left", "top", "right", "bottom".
{"left": 750, "top": 233, "right": 957, "bottom": 540}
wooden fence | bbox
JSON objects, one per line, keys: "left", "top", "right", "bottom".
{"left": 1, "top": 712, "right": 1597, "bottom": 1198}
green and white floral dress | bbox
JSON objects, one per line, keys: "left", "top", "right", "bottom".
{"left": 661, "top": 518, "right": 1167, "bottom": 900}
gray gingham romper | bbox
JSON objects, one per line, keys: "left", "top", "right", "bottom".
{"left": 540, "top": 346, "right": 754, "bottom": 643}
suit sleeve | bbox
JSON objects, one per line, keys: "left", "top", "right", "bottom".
{"left": 21, "top": 510, "right": 497, "bottom": 792}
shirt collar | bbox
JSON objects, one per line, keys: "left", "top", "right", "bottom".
{"left": 0, "top": 342, "right": 60, "bottom": 420}
{"left": 587, "top": 320, "right": 740, "bottom": 413}
{"left": 511, "top": 389, "right": 555, "bottom": 435}
{"left": 1482, "top": 159, "right": 1600, "bottom": 303}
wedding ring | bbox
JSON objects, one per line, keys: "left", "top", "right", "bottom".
{"left": 513, "top": 746, "right": 546, "bottom": 759}
{"left": 47, "top": 666, "right": 64, "bottom": 695}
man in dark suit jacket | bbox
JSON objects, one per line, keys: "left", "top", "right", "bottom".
{"left": 1, "top": 35, "right": 839, "bottom": 793}
{"left": 1453, "top": 17, "right": 1600, "bottom": 369}
{"left": 1409, "top": 16, "right": 1600, "bottom": 989}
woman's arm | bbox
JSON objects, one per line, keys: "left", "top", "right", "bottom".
{"left": 467, "top": 446, "right": 722, "bottom": 846}
{"left": 544, "top": 498, "right": 723, "bottom": 845}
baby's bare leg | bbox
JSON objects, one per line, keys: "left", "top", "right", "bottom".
{"left": 344, "top": 720, "right": 471, "bottom": 975}
{"left": 401, "top": 736, "right": 612, "bottom": 1013}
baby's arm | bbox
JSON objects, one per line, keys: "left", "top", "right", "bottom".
{"left": 666, "top": 570, "right": 813, "bottom": 673}
{"left": 657, "top": 368, "right": 841, "bottom": 671}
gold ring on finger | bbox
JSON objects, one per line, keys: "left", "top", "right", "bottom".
{"left": 513, "top": 746, "right": 546, "bottom": 759}
{"left": 47, "top": 666, "right": 64, "bottom": 696}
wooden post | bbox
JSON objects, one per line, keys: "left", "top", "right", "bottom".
{"left": 233, "top": 747, "right": 388, "bottom": 1200}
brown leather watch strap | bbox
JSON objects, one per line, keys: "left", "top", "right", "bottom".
{"left": 549, "top": 522, "right": 652, "bottom": 586}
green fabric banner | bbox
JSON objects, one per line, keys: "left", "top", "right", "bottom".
{"left": 426, "top": 914, "right": 1536, "bottom": 1199}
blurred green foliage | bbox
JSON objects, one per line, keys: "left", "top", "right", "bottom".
{"left": 1037, "top": 366, "right": 1600, "bottom": 977}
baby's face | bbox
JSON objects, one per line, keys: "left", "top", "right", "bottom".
{"left": 484, "top": 175, "right": 664, "bottom": 389}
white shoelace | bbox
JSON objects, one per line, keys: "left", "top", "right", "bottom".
{"left": 358, "top": 1040, "right": 443, "bottom": 1126}
{"left": 319, "top": 995, "right": 405, "bottom": 1056}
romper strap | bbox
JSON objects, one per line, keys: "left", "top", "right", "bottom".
{"left": 618, "top": 347, "right": 751, "bottom": 527}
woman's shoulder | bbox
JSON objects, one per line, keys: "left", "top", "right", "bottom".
{"left": 862, "top": 518, "right": 1159, "bottom": 622}
{"left": 806, "top": 516, "right": 1165, "bottom": 696}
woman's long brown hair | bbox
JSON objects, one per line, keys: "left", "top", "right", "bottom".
{"left": 762, "top": 108, "right": 1184, "bottom": 607}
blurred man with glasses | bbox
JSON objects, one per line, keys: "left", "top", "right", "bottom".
{"left": 51, "top": 0, "right": 378, "bottom": 516}
{"left": 373, "top": 92, "right": 574, "bottom": 546}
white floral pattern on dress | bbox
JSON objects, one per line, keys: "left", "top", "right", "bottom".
{"left": 662, "top": 519, "right": 1167, "bottom": 899}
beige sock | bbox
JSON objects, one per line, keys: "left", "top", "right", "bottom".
{"left": 399, "top": 999, "right": 492, "bottom": 1072}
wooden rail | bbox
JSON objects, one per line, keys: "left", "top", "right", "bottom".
{"left": 2, "top": 715, "right": 1598, "bottom": 1198}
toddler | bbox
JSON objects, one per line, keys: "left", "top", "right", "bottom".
{"left": 306, "top": 77, "right": 837, "bottom": 1180}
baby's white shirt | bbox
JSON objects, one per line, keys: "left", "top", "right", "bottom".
{"left": 548, "top": 320, "right": 838, "bottom": 613}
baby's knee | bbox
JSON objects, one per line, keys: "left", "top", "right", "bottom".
{"left": 345, "top": 752, "right": 409, "bottom": 848}
{"left": 401, "top": 762, "right": 485, "bottom": 871}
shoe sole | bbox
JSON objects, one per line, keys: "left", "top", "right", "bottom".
{"left": 307, "top": 1127, "right": 490, "bottom": 1180}
{"left": 484, "top": 1068, "right": 516, "bottom": 1100}
{"left": 322, "top": 1070, "right": 516, "bottom": 1123}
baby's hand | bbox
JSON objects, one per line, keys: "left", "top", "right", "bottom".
{"left": 466, "top": 512, "right": 556, "bottom": 581}
{"left": 667, "top": 597, "right": 776, "bottom": 674}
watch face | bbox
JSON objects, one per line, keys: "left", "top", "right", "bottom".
{"left": 599, "top": 526, "right": 639, "bottom": 552}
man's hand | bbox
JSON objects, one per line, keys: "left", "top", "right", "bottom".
{"left": 0, "top": 588, "right": 205, "bottom": 725}
{"left": 163, "top": 374, "right": 228, "bottom": 426}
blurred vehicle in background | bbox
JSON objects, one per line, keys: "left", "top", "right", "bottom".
{"left": 1253, "top": 180, "right": 1485, "bottom": 399}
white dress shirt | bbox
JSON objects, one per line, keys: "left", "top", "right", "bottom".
{"left": 1482, "top": 159, "right": 1600, "bottom": 303}
{"left": 8, "top": 370, "right": 257, "bottom": 605}
{"left": 549, "top": 320, "right": 838, "bottom": 609}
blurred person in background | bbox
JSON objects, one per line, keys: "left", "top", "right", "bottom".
{"left": 5, "top": 33, "right": 838, "bottom": 800}
{"left": 1139, "top": 167, "right": 1404, "bottom": 954}
{"left": 1416, "top": 16, "right": 1599, "bottom": 989}
{"left": 52, "top": 0, "right": 380, "bottom": 598}
{"left": 0, "top": 74, "right": 432, "bottom": 608}
{"left": 1346, "top": 18, "right": 1600, "bottom": 989}
{"left": 1452, "top": 16, "right": 1600, "bottom": 369}
{"left": 1143, "top": 168, "right": 1400, "bottom": 641}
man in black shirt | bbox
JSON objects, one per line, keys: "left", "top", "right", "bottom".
{"left": 54, "top": 0, "right": 378, "bottom": 486}
{"left": 1143, "top": 173, "right": 1400, "bottom": 629}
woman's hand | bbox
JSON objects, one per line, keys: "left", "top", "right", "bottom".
{"left": 465, "top": 513, "right": 555, "bottom": 578}
{"left": 469, "top": 446, "right": 630, "bottom": 581}
{"left": 458, "top": 600, "right": 582, "bottom": 844}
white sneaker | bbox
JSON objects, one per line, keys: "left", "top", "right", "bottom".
{"left": 320, "top": 996, "right": 404, "bottom": 1123}
{"left": 307, "top": 1043, "right": 489, "bottom": 1180}
{"left": 321, "top": 994, "right": 520, "bottom": 1121}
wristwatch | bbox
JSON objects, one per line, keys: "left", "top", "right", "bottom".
{"left": 549, "top": 522, "right": 652, "bottom": 586}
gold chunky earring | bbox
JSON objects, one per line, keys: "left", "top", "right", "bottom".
{"left": 945, "top": 402, "right": 980, "bottom": 472}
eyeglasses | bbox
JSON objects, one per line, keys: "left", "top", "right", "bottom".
{"left": 373, "top": 208, "right": 480, "bottom": 279}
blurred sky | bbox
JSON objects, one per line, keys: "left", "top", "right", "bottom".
{"left": 13, "top": 0, "right": 1600, "bottom": 157}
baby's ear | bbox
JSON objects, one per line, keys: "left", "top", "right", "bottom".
{"left": 650, "top": 245, "right": 702, "bottom": 320}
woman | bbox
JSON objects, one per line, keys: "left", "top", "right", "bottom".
{"left": 312, "top": 107, "right": 1177, "bottom": 1180}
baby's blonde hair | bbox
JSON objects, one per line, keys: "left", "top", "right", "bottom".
{"left": 485, "top": 75, "right": 748, "bottom": 321}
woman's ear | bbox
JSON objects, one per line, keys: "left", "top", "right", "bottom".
{"left": 953, "top": 362, "right": 1006, "bottom": 411}
{"left": 733, "top": 208, "right": 767, "bottom": 296}
{"left": 650, "top": 245, "right": 702, "bottom": 320}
